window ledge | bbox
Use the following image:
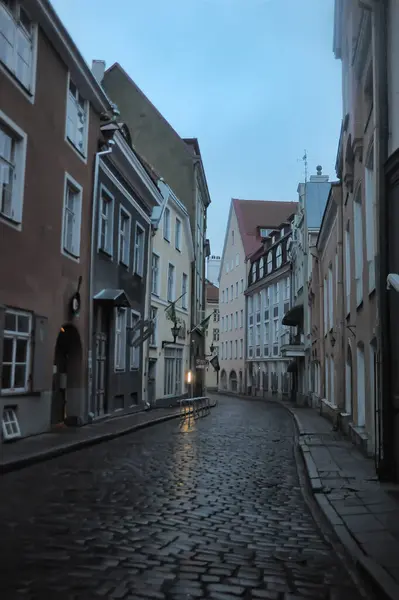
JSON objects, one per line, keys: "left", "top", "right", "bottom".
{"left": 119, "top": 260, "right": 129, "bottom": 269}
{"left": 98, "top": 248, "right": 113, "bottom": 259}
{"left": 66, "top": 137, "right": 87, "bottom": 164}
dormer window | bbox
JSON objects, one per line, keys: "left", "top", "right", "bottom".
{"left": 260, "top": 228, "right": 269, "bottom": 238}
{"left": 259, "top": 257, "right": 264, "bottom": 279}
{"left": 267, "top": 252, "right": 272, "bottom": 273}
{"left": 276, "top": 245, "right": 282, "bottom": 268}
{"left": 271, "top": 235, "right": 276, "bottom": 244}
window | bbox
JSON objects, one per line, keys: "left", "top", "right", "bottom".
{"left": 276, "top": 245, "right": 282, "bottom": 268}
{"left": 240, "top": 339, "right": 243, "bottom": 359}
{"left": 230, "top": 284, "right": 233, "bottom": 301}
{"left": 234, "top": 311, "right": 238, "bottom": 329}
{"left": 230, "top": 313, "right": 233, "bottom": 331}
{"left": 1, "top": 309, "right": 31, "bottom": 393}
{"left": 2, "top": 407, "right": 21, "bottom": 440}
{"left": 0, "top": 117, "right": 26, "bottom": 224}
{"left": 151, "top": 253, "right": 160, "bottom": 295}
{"left": 230, "top": 341, "right": 233, "bottom": 358}
{"left": 255, "top": 324, "right": 261, "bottom": 346}
{"left": 226, "top": 261, "right": 229, "bottom": 274}
{"left": 221, "top": 316, "right": 224, "bottom": 332}
{"left": 345, "top": 226, "right": 351, "bottom": 315}
{"left": 164, "top": 347, "right": 183, "bottom": 395}
{"left": 267, "top": 252, "right": 272, "bottom": 273}
{"left": 231, "top": 258, "right": 234, "bottom": 271}
{"left": 167, "top": 263, "right": 175, "bottom": 302}
{"left": 260, "top": 228, "right": 269, "bottom": 238}
{"left": 163, "top": 207, "right": 170, "bottom": 241}
{"left": 213, "top": 309, "right": 220, "bottom": 322}
{"left": 255, "top": 293, "right": 261, "bottom": 313}
{"left": 354, "top": 190, "right": 363, "bottom": 306}
{"left": 213, "top": 328, "right": 219, "bottom": 342}
{"left": 274, "top": 282, "right": 279, "bottom": 304}
{"left": 175, "top": 218, "right": 181, "bottom": 250}
{"left": 115, "top": 308, "right": 127, "bottom": 371}
{"left": 66, "top": 77, "right": 87, "bottom": 155}
{"left": 284, "top": 276, "right": 290, "bottom": 301}
{"left": 129, "top": 311, "right": 140, "bottom": 369}
{"left": 264, "top": 322, "right": 269, "bottom": 343}
{"left": 328, "top": 265, "right": 333, "bottom": 329}
{"left": 365, "top": 145, "right": 375, "bottom": 292}
{"left": 134, "top": 223, "right": 145, "bottom": 276}
{"left": 232, "top": 230, "right": 235, "bottom": 245}
{"left": 240, "top": 279, "right": 244, "bottom": 293}
{"left": 150, "top": 307, "right": 157, "bottom": 347}
{"left": 273, "top": 319, "right": 279, "bottom": 342}
{"left": 62, "top": 175, "right": 82, "bottom": 259}
{"left": 236, "top": 253, "right": 239, "bottom": 266}
{"left": 248, "top": 327, "right": 254, "bottom": 347}
{"left": 0, "top": 1, "right": 34, "bottom": 91}
{"left": 259, "top": 258, "right": 264, "bottom": 279}
{"left": 234, "top": 340, "right": 238, "bottom": 359}
{"left": 220, "top": 343, "right": 224, "bottom": 360}
{"left": 240, "top": 309, "right": 243, "bottom": 328}
{"left": 235, "top": 282, "right": 238, "bottom": 298}
{"left": 222, "top": 290, "right": 225, "bottom": 303}
{"left": 98, "top": 187, "right": 113, "bottom": 255}
{"left": 118, "top": 208, "right": 131, "bottom": 267}
{"left": 182, "top": 273, "right": 188, "bottom": 309}
{"left": 226, "top": 287, "right": 229, "bottom": 302}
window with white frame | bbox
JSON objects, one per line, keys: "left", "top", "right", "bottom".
{"left": 213, "top": 328, "right": 219, "bottom": 342}
{"left": 248, "top": 327, "right": 254, "bottom": 347}
{"left": 259, "top": 258, "right": 264, "bottom": 279}
{"left": 240, "top": 339, "right": 243, "bottom": 359}
{"left": 267, "top": 252, "right": 272, "bottom": 273}
{"left": 220, "top": 343, "right": 224, "bottom": 359}
{"left": 98, "top": 187, "right": 113, "bottom": 255}
{"left": 240, "top": 309, "right": 243, "bottom": 328}
{"left": 213, "top": 309, "right": 220, "bottom": 322}
{"left": 0, "top": 1, "right": 34, "bottom": 91}
{"left": 230, "top": 313, "right": 233, "bottom": 330}
{"left": 235, "top": 282, "right": 238, "bottom": 298}
{"left": 1, "top": 309, "right": 31, "bottom": 393}
{"left": 274, "top": 282, "right": 279, "bottom": 304}
{"left": 0, "top": 119, "right": 25, "bottom": 224}
{"left": 164, "top": 347, "right": 183, "bottom": 395}
{"left": 182, "top": 273, "right": 188, "bottom": 309}
{"left": 114, "top": 308, "right": 127, "bottom": 371}
{"left": 118, "top": 208, "right": 130, "bottom": 266}
{"left": 234, "top": 340, "right": 238, "bottom": 359}
{"left": 248, "top": 296, "right": 253, "bottom": 314}
{"left": 234, "top": 311, "right": 238, "bottom": 329}
{"left": 66, "top": 78, "right": 87, "bottom": 155}
{"left": 240, "top": 279, "right": 244, "bottom": 293}
{"left": 226, "top": 261, "right": 229, "bottom": 273}
{"left": 264, "top": 322, "right": 269, "bottom": 343}
{"left": 236, "top": 253, "right": 239, "bottom": 266}
{"left": 365, "top": 145, "right": 375, "bottom": 292}
{"left": 230, "top": 284, "right": 233, "bottom": 301}
{"left": 230, "top": 340, "right": 232, "bottom": 358}
{"left": 221, "top": 316, "right": 224, "bottom": 332}
{"left": 62, "top": 176, "right": 82, "bottom": 258}
{"left": 276, "top": 245, "right": 282, "bottom": 268}
{"left": 167, "top": 263, "right": 175, "bottom": 302}
{"left": 150, "top": 307, "right": 157, "bottom": 347}
{"left": 129, "top": 310, "right": 140, "bottom": 369}
{"left": 255, "top": 324, "right": 261, "bottom": 346}
{"left": 284, "top": 276, "right": 290, "bottom": 300}
{"left": 163, "top": 206, "right": 171, "bottom": 241}
{"left": 151, "top": 253, "right": 159, "bottom": 295}
{"left": 354, "top": 189, "right": 363, "bottom": 306}
{"left": 273, "top": 319, "right": 279, "bottom": 342}
{"left": 175, "top": 217, "right": 181, "bottom": 250}
{"left": 134, "top": 223, "right": 145, "bottom": 276}
{"left": 2, "top": 407, "right": 21, "bottom": 440}
{"left": 345, "top": 225, "right": 351, "bottom": 315}
{"left": 328, "top": 265, "right": 333, "bottom": 329}
{"left": 222, "top": 290, "right": 225, "bottom": 303}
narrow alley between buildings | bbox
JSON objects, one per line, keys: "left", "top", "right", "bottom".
{"left": 0, "top": 397, "right": 370, "bottom": 600}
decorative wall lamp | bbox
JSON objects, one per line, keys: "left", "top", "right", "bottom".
{"left": 162, "top": 323, "right": 181, "bottom": 349}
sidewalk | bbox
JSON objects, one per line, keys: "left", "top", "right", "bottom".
{"left": 0, "top": 407, "right": 182, "bottom": 474}
{"left": 279, "top": 398, "right": 399, "bottom": 600}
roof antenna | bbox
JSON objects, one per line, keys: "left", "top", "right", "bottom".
{"left": 297, "top": 149, "right": 308, "bottom": 183}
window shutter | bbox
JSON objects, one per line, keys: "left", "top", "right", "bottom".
{"left": 32, "top": 314, "right": 48, "bottom": 391}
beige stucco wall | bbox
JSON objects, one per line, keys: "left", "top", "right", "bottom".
{"left": 148, "top": 198, "right": 192, "bottom": 401}
{"left": 219, "top": 207, "right": 247, "bottom": 392}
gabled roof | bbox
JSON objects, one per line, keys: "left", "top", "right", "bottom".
{"left": 232, "top": 199, "right": 298, "bottom": 259}
{"left": 206, "top": 280, "right": 219, "bottom": 302}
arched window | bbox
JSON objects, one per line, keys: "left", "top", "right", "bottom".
{"left": 276, "top": 245, "right": 282, "bottom": 268}
{"left": 267, "top": 252, "right": 272, "bottom": 273}
{"left": 259, "top": 258, "right": 264, "bottom": 279}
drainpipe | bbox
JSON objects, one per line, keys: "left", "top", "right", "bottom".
{"left": 371, "top": 0, "right": 390, "bottom": 478}
{"left": 335, "top": 184, "right": 345, "bottom": 421}
{"left": 88, "top": 145, "right": 114, "bottom": 417}
{"left": 143, "top": 218, "right": 156, "bottom": 408}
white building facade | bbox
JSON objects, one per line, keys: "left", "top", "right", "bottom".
{"left": 146, "top": 183, "right": 194, "bottom": 406}
{"left": 204, "top": 280, "right": 220, "bottom": 391}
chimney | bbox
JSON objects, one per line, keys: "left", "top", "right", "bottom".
{"left": 92, "top": 60, "right": 105, "bottom": 84}
{"left": 309, "top": 165, "right": 329, "bottom": 182}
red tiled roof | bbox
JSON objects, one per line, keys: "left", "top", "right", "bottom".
{"left": 232, "top": 199, "right": 297, "bottom": 258}
{"left": 206, "top": 280, "right": 219, "bottom": 302}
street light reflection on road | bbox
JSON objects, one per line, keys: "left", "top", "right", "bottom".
{"left": 179, "top": 410, "right": 196, "bottom": 433}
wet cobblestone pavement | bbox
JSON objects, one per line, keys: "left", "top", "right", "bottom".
{"left": 0, "top": 397, "right": 368, "bottom": 599}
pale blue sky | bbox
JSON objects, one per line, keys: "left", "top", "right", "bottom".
{"left": 51, "top": 0, "right": 342, "bottom": 255}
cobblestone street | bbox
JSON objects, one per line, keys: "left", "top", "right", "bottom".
{"left": 0, "top": 397, "right": 369, "bottom": 600}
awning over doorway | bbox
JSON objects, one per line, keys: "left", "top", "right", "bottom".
{"left": 287, "top": 361, "right": 298, "bottom": 373}
{"left": 93, "top": 289, "right": 132, "bottom": 307}
{"left": 282, "top": 303, "right": 304, "bottom": 327}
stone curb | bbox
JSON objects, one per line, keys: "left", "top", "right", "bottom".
{"left": 274, "top": 397, "right": 399, "bottom": 600}
{"left": 1, "top": 402, "right": 216, "bottom": 475}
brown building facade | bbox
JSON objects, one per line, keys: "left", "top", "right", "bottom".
{"left": 0, "top": 0, "right": 112, "bottom": 440}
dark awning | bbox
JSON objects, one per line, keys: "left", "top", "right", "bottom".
{"left": 287, "top": 361, "right": 298, "bottom": 373}
{"left": 93, "top": 289, "right": 132, "bottom": 307}
{"left": 282, "top": 303, "right": 304, "bottom": 327}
